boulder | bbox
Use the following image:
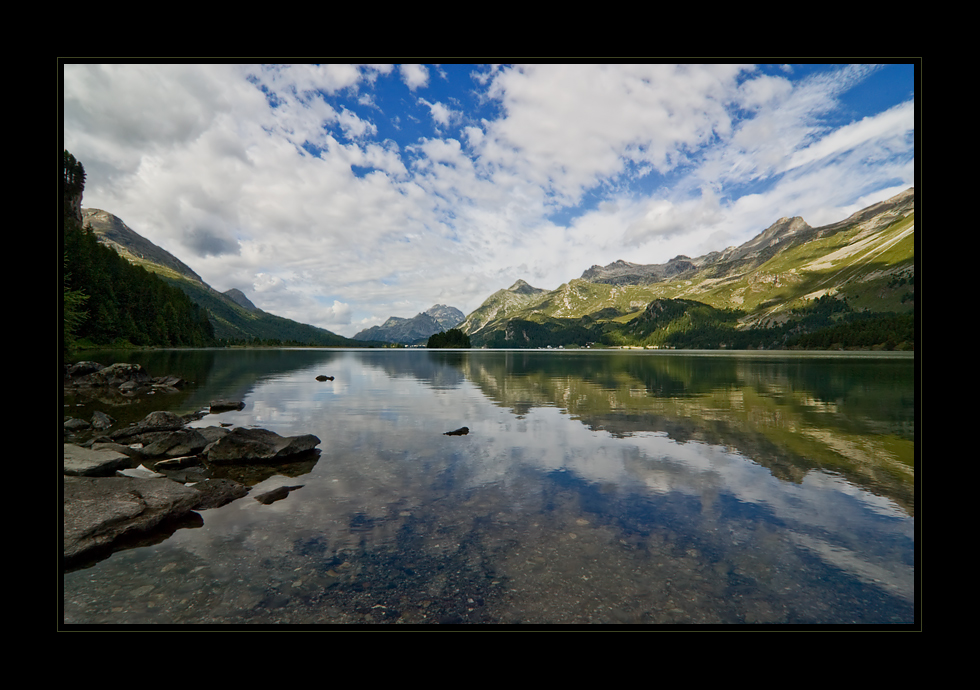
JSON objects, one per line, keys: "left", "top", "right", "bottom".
{"left": 210, "top": 400, "right": 245, "bottom": 412}
{"left": 137, "top": 428, "right": 210, "bottom": 459}
{"left": 67, "top": 361, "right": 104, "bottom": 378}
{"left": 203, "top": 427, "right": 321, "bottom": 464}
{"left": 91, "top": 410, "right": 115, "bottom": 430}
{"left": 63, "top": 475, "right": 202, "bottom": 566}
{"left": 64, "top": 417, "right": 91, "bottom": 431}
{"left": 74, "top": 362, "right": 151, "bottom": 388}
{"left": 63, "top": 443, "right": 132, "bottom": 477}
{"left": 110, "top": 411, "right": 186, "bottom": 440}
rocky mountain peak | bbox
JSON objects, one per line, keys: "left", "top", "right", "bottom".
{"left": 508, "top": 279, "right": 545, "bottom": 295}
{"left": 223, "top": 288, "right": 259, "bottom": 312}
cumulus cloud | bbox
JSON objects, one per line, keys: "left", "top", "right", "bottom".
{"left": 64, "top": 62, "right": 914, "bottom": 337}
{"left": 400, "top": 64, "right": 429, "bottom": 91}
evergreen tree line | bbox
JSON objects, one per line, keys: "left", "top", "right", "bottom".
{"left": 427, "top": 328, "right": 472, "bottom": 348}
{"left": 62, "top": 151, "right": 216, "bottom": 353}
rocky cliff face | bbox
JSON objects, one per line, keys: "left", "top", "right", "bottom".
{"left": 353, "top": 304, "right": 465, "bottom": 344}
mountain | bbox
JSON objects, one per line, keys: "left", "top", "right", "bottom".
{"left": 457, "top": 280, "right": 548, "bottom": 336}
{"left": 82, "top": 209, "right": 206, "bottom": 284}
{"left": 80, "top": 208, "right": 360, "bottom": 346}
{"left": 460, "top": 188, "right": 915, "bottom": 349}
{"left": 353, "top": 304, "right": 465, "bottom": 344}
{"left": 223, "top": 288, "right": 259, "bottom": 312}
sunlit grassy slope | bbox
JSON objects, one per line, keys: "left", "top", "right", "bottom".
{"left": 463, "top": 191, "right": 914, "bottom": 347}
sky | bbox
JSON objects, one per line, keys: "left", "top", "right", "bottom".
{"left": 62, "top": 62, "right": 916, "bottom": 337}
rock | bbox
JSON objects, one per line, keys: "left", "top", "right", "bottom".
{"left": 63, "top": 443, "right": 132, "bottom": 477}
{"left": 189, "top": 477, "right": 250, "bottom": 510}
{"left": 137, "top": 429, "right": 209, "bottom": 459}
{"left": 64, "top": 417, "right": 91, "bottom": 431}
{"left": 203, "top": 427, "right": 321, "bottom": 464}
{"left": 253, "top": 485, "right": 304, "bottom": 505}
{"left": 153, "top": 375, "right": 185, "bottom": 389}
{"left": 74, "top": 362, "right": 151, "bottom": 388}
{"left": 197, "top": 426, "right": 231, "bottom": 444}
{"left": 90, "top": 442, "right": 145, "bottom": 460}
{"left": 110, "top": 411, "right": 186, "bottom": 440}
{"left": 315, "top": 375, "right": 334, "bottom": 381}
{"left": 63, "top": 475, "right": 202, "bottom": 567}
{"left": 210, "top": 400, "right": 245, "bottom": 412}
{"left": 67, "top": 361, "right": 104, "bottom": 378}
{"left": 91, "top": 410, "right": 115, "bottom": 430}
{"left": 444, "top": 427, "right": 469, "bottom": 436}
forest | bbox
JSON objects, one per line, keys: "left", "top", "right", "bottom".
{"left": 427, "top": 328, "right": 472, "bottom": 348}
{"left": 62, "top": 151, "right": 217, "bottom": 354}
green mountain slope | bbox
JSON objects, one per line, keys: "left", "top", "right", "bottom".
{"left": 461, "top": 188, "right": 915, "bottom": 349}
{"left": 82, "top": 208, "right": 362, "bottom": 346}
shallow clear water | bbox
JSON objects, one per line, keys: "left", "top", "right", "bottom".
{"left": 62, "top": 348, "right": 916, "bottom": 625}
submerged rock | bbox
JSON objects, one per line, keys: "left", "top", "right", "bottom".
{"left": 253, "top": 485, "right": 304, "bottom": 505}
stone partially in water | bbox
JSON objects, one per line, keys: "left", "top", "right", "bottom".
{"left": 203, "top": 427, "right": 321, "bottom": 464}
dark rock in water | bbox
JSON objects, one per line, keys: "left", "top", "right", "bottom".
{"left": 64, "top": 417, "right": 91, "bottom": 431}
{"left": 91, "top": 410, "right": 115, "bottom": 430}
{"left": 67, "top": 361, "right": 104, "bottom": 378}
{"left": 204, "top": 427, "right": 321, "bottom": 464}
{"left": 210, "top": 400, "right": 245, "bottom": 412}
{"left": 444, "top": 427, "right": 469, "bottom": 436}
{"left": 74, "top": 362, "right": 152, "bottom": 388}
{"left": 190, "top": 477, "right": 251, "bottom": 510}
{"left": 253, "top": 484, "right": 304, "bottom": 505}
{"left": 315, "top": 375, "right": 334, "bottom": 381}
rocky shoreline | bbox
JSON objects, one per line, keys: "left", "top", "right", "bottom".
{"left": 62, "top": 361, "right": 322, "bottom": 571}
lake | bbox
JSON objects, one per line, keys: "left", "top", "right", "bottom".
{"left": 62, "top": 348, "right": 917, "bottom": 626}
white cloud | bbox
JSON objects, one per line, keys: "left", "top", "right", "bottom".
{"left": 399, "top": 64, "right": 429, "bottom": 91}
{"left": 64, "top": 63, "right": 914, "bottom": 337}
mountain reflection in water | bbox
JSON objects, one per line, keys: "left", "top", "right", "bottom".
{"left": 63, "top": 348, "right": 916, "bottom": 625}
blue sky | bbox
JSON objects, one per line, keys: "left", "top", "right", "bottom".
{"left": 63, "top": 63, "right": 916, "bottom": 337}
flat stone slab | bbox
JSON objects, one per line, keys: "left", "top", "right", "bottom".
{"left": 63, "top": 476, "right": 202, "bottom": 565}
{"left": 63, "top": 444, "right": 131, "bottom": 477}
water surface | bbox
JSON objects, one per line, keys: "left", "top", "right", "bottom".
{"left": 63, "top": 348, "right": 916, "bottom": 625}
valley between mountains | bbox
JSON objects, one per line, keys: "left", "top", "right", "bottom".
{"left": 78, "top": 187, "right": 915, "bottom": 351}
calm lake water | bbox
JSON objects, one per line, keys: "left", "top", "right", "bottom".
{"left": 62, "top": 348, "right": 916, "bottom": 626}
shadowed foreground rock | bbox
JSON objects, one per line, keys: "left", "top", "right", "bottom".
{"left": 63, "top": 476, "right": 202, "bottom": 568}
{"left": 63, "top": 404, "right": 322, "bottom": 570}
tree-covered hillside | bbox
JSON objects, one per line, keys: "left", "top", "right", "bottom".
{"left": 62, "top": 151, "right": 217, "bottom": 353}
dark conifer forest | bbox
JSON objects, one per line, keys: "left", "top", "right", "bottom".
{"left": 62, "top": 151, "right": 216, "bottom": 354}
